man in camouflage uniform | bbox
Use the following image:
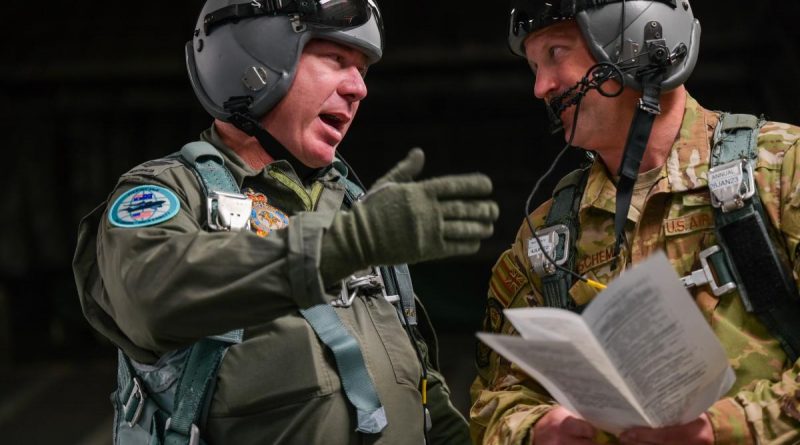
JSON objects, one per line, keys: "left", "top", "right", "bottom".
{"left": 471, "top": 1, "right": 800, "bottom": 444}
{"left": 72, "top": 1, "right": 498, "bottom": 443}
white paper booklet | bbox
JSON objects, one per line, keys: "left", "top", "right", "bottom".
{"left": 477, "top": 252, "right": 735, "bottom": 434}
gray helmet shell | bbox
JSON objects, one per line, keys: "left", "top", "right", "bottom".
{"left": 509, "top": 0, "right": 700, "bottom": 91}
{"left": 186, "top": 0, "right": 384, "bottom": 121}
{"left": 576, "top": 1, "right": 700, "bottom": 90}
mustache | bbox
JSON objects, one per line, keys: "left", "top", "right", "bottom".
{"left": 542, "top": 63, "right": 625, "bottom": 135}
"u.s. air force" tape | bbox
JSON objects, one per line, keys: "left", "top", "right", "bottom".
{"left": 108, "top": 185, "right": 180, "bottom": 228}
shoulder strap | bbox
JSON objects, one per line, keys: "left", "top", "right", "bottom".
{"left": 180, "top": 141, "right": 252, "bottom": 234}
{"left": 180, "top": 141, "right": 245, "bottom": 345}
{"left": 180, "top": 141, "right": 239, "bottom": 195}
{"left": 537, "top": 165, "right": 591, "bottom": 312}
{"left": 710, "top": 113, "right": 800, "bottom": 362}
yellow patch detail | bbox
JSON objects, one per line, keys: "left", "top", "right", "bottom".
{"left": 663, "top": 210, "right": 714, "bottom": 236}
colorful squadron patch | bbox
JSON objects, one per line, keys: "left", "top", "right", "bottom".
{"left": 243, "top": 188, "right": 289, "bottom": 237}
{"left": 489, "top": 251, "right": 528, "bottom": 307}
{"left": 108, "top": 185, "right": 180, "bottom": 228}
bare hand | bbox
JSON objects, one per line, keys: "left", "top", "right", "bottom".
{"left": 532, "top": 406, "right": 600, "bottom": 445}
{"left": 618, "top": 414, "right": 714, "bottom": 445}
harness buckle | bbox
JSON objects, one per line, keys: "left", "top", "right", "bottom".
{"left": 708, "top": 159, "right": 755, "bottom": 213}
{"left": 123, "top": 377, "right": 147, "bottom": 428}
{"left": 207, "top": 191, "right": 252, "bottom": 231}
{"left": 165, "top": 418, "right": 200, "bottom": 445}
{"left": 527, "top": 224, "right": 570, "bottom": 276}
{"left": 680, "top": 245, "right": 737, "bottom": 296}
{"left": 333, "top": 267, "right": 399, "bottom": 307}
{"left": 637, "top": 97, "right": 662, "bottom": 115}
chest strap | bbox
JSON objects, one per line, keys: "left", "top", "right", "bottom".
{"left": 180, "top": 142, "right": 387, "bottom": 433}
{"left": 529, "top": 165, "right": 590, "bottom": 312}
{"left": 709, "top": 113, "right": 800, "bottom": 362}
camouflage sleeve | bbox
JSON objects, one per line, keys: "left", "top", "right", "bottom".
{"left": 708, "top": 360, "right": 800, "bottom": 445}
{"left": 708, "top": 123, "right": 800, "bottom": 444}
{"left": 470, "top": 207, "right": 558, "bottom": 445}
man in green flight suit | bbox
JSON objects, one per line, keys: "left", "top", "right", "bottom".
{"left": 72, "top": 0, "right": 499, "bottom": 443}
{"left": 471, "top": 1, "right": 800, "bottom": 444}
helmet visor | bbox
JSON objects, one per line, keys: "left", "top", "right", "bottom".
{"left": 203, "top": 0, "right": 383, "bottom": 35}
{"left": 302, "top": 0, "right": 374, "bottom": 28}
{"left": 508, "top": 0, "right": 578, "bottom": 57}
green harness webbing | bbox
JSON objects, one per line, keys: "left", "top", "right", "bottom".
{"left": 539, "top": 165, "right": 590, "bottom": 312}
{"left": 116, "top": 335, "right": 234, "bottom": 445}
{"left": 710, "top": 114, "right": 800, "bottom": 362}
{"left": 162, "top": 339, "right": 229, "bottom": 445}
{"left": 180, "top": 141, "right": 388, "bottom": 434}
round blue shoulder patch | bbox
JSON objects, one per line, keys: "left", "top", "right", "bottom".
{"left": 108, "top": 185, "right": 181, "bottom": 228}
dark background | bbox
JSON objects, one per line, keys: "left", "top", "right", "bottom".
{"left": 2, "top": 1, "right": 799, "bottom": 443}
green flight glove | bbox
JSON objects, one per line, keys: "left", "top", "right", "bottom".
{"left": 320, "top": 150, "right": 499, "bottom": 285}
{"left": 370, "top": 147, "right": 425, "bottom": 189}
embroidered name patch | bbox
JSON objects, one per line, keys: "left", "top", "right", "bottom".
{"left": 577, "top": 246, "right": 616, "bottom": 274}
{"left": 108, "top": 185, "right": 180, "bottom": 228}
{"left": 663, "top": 211, "right": 714, "bottom": 236}
{"left": 243, "top": 189, "right": 289, "bottom": 237}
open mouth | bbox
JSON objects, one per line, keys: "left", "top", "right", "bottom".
{"left": 319, "top": 113, "right": 347, "bottom": 132}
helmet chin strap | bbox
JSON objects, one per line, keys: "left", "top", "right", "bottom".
{"left": 224, "top": 96, "right": 319, "bottom": 181}
{"left": 610, "top": 71, "right": 664, "bottom": 269}
{"left": 546, "top": 63, "right": 625, "bottom": 135}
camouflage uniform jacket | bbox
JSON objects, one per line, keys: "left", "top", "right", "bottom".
{"left": 73, "top": 125, "right": 469, "bottom": 444}
{"left": 470, "top": 96, "right": 800, "bottom": 445}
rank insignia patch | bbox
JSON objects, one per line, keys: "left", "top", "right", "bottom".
{"left": 489, "top": 251, "right": 528, "bottom": 307}
{"left": 243, "top": 189, "right": 289, "bottom": 237}
{"left": 108, "top": 185, "right": 180, "bottom": 228}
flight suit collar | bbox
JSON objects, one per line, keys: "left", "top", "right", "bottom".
{"left": 199, "top": 125, "right": 348, "bottom": 186}
{"left": 199, "top": 125, "right": 348, "bottom": 213}
{"left": 578, "top": 94, "right": 718, "bottom": 220}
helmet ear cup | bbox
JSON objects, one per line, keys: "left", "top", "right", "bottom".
{"left": 576, "top": 1, "right": 700, "bottom": 91}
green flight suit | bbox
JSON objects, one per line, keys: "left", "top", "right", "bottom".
{"left": 73, "top": 125, "right": 469, "bottom": 444}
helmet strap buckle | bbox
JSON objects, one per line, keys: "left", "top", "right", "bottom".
{"left": 224, "top": 97, "right": 260, "bottom": 134}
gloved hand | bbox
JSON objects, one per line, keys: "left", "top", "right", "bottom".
{"left": 320, "top": 149, "right": 499, "bottom": 284}
{"left": 370, "top": 147, "right": 425, "bottom": 189}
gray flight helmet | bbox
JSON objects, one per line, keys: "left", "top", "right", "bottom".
{"left": 508, "top": 0, "right": 701, "bottom": 91}
{"left": 186, "top": 0, "right": 384, "bottom": 122}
